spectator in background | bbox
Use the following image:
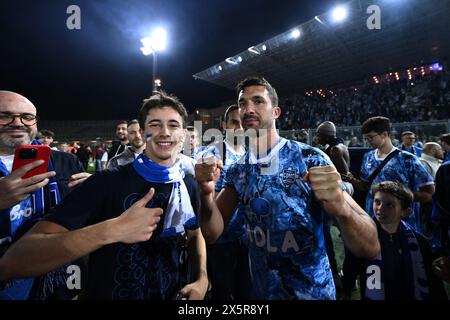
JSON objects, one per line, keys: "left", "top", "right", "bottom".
{"left": 348, "top": 116, "right": 434, "bottom": 234}
{"left": 196, "top": 104, "right": 249, "bottom": 300}
{"left": 37, "top": 129, "right": 58, "bottom": 150}
{"left": 439, "top": 133, "right": 450, "bottom": 162}
{"left": 57, "top": 142, "right": 69, "bottom": 153}
{"left": 348, "top": 136, "right": 362, "bottom": 147}
{"left": 186, "top": 126, "right": 206, "bottom": 159}
{"left": 420, "top": 142, "right": 444, "bottom": 179}
{"left": 101, "top": 121, "right": 129, "bottom": 170}
{"left": 76, "top": 143, "right": 90, "bottom": 172}
{"left": 107, "top": 120, "right": 145, "bottom": 169}
{"left": 400, "top": 131, "right": 422, "bottom": 157}
{"left": 431, "top": 162, "right": 450, "bottom": 283}
{"left": 94, "top": 144, "right": 105, "bottom": 173}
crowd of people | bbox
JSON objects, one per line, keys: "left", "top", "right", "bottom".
{"left": 278, "top": 71, "right": 449, "bottom": 130}
{"left": 0, "top": 74, "right": 449, "bottom": 301}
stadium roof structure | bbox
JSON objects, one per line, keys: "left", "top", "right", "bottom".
{"left": 193, "top": 0, "right": 450, "bottom": 94}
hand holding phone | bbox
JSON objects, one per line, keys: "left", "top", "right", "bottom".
{"left": 12, "top": 145, "right": 51, "bottom": 179}
{"left": 1, "top": 147, "right": 55, "bottom": 210}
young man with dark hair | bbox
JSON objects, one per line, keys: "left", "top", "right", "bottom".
{"left": 195, "top": 77, "right": 379, "bottom": 300}
{"left": 348, "top": 116, "right": 434, "bottom": 233}
{"left": 0, "top": 91, "right": 208, "bottom": 300}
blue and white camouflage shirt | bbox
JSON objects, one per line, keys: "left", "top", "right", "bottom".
{"left": 360, "top": 147, "right": 434, "bottom": 233}
{"left": 223, "top": 138, "right": 336, "bottom": 300}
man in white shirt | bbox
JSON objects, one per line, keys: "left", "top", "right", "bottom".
{"left": 420, "top": 142, "right": 444, "bottom": 179}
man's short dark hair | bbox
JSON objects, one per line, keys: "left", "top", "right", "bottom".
{"left": 440, "top": 133, "right": 450, "bottom": 144}
{"left": 127, "top": 119, "right": 139, "bottom": 127}
{"left": 38, "top": 129, "right": 55, "bottom": 139}
{"left": 236, "top": 77, "right": 278, "bottom": 107}
{"left": 116, "top": 120, "right": 127, "bottom": 127}
{"left": 401, "top": 131, "right": 415, "bottom": 137}
{"left": 372, "top": 181, "right": 414, "bottom": 210}
{"left": 139, "top": 91, "right": 188, "bottom": 130}
{"left": 224, "top": 104, "right": 239, "bottom": 123}
{"left": 361, "top": 116, "right": 391, "bottom": 135}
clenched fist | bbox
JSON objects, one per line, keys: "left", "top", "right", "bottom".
{"left": 195, "top": 156, "right": 223, "bottom": 195}
{"left": 307, "top": 165, "right": 345, "bottom": 217}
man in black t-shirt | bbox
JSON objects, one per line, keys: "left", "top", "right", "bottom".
{"left": 0, "top": 92, "right": 208, "bottom": 300}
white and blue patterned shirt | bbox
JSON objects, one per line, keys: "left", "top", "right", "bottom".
{"left": 223, "top": 138, "right": 336, "bottom": 300}
{"left": 360, "top": 148, "right": 434, "bottom": 232}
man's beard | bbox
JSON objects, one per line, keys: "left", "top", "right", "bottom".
{"left": 0, "top": 126, "right": 35, "bottom": 154}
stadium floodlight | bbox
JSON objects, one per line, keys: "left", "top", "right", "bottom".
{"left": 314, "top": 15, "right": 324, "bottom": 24}
{"left": 140, "top": 27, "right": 168, "bottom": 92}
{"left": 225, "top": 57, "right": 238, "bottom": 65}
{"left": 291, "top": 29, "right": 301, "bottom": 39}
{"left": 237, "top": 56, "right": 243, "bottom": 62}
{"left": 248, "top": 46, "right": 260, "bottom": 54}
{"left": 331, "top": 6, "right": 348, "bottom": 22}
{"left": 140, "top": 27, "right": 167, "bottom": 55}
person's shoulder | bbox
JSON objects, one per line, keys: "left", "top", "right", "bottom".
{"left": 288, "top": 140, "right": 329, "bottom": 160}
{"left": 398, "top": 148, "right": 416, "bottom": 159}
{"left": 51, "top": 149, "right": 78, "bottom": 161}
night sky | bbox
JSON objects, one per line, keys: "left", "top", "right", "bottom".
{"left": 0, "top": 0, "right": 333, "bottom": 120}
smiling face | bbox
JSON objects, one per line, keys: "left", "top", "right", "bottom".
{"left": 0, "top": 91, "right": 37, "bottom": 155}
{"left": 116, "top": 123, "right": 128, "bottom": 141}
{"left": 373, "top": 191, "right": 411, "bottom": 232}
{"left": 141, "top": 106, "right": 185, "bottom": 166}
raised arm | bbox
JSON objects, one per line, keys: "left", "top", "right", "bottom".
{"left": 308, "top": 166, "right": 380, "bottom": 260}
{"left": 0, "top": 188, "right": 163, "bottom": 281}
{"left": 195, "top": 158, "right": 238, "bottom": 244}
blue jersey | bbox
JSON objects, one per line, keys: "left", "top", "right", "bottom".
{"left": 444, "top": 152, "right": 450, "bottom": 163}
{"left": 360, "top": 148, "right": 434, "bottom": 232}
{"left": 401, "top": 145, "right": 422, "bottom": 157}
{"left": 199, "top": 141, "right": 246, "bottom": 243}
{"left": 223, "top": 138, "right": 336, "bottom": 300}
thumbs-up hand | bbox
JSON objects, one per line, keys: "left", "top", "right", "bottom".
{"left": 110, "top": 188, "right": 164, "bottom": 244}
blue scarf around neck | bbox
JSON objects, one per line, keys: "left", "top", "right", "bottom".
{"left": 132, "top": 153, "right": 197, "bottom": 237}
{"left": 365, "top": 220, "right": 429, "bottom": 300}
